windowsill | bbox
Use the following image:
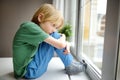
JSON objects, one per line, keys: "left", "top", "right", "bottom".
{"left": 70, "top": 72, "right": 90, "bottom": 80}
{"left": 0, "top": 57, "right": 91, "bottom": 80}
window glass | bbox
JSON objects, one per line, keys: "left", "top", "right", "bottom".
{"left": 81, "top": 0, "right": 107, "bottom": 73}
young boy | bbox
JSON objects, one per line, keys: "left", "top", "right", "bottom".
{"left": 13, "top": 3, "right": 87, "bottom": 79}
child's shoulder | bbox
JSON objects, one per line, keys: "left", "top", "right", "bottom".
{"left": 20, "top": 21, "right": 37, "bottom": 27}
{"left": 19, "top": 21, "right": 43, "bottom": 32}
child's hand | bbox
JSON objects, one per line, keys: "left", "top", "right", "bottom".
{"left": 64, "top": 42, "right": 70, "bottom": 54}
{"left": 59, "top": 34, "right": 66, "bottom": 41}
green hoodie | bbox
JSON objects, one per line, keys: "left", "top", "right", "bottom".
{"left": 12, "top": 22, "right": 49, "bottom": 78}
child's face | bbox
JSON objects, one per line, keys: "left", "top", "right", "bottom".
{"left": 40, "top": 22, "right": 60, "bottom": 34}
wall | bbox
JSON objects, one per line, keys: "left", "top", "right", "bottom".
{"left": 0, "top": 0, "right": 52, "bottom": 57}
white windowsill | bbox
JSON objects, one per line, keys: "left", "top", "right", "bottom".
{"left": 0, "top": 57, "right": 90, "bottom": 80}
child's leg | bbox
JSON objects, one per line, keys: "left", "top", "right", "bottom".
{"left": 51, "top": 32, "right": 87, "bottom": 75}
{"left": 50, "top": 32, "right": 73, "bottom": 67}
{"left": 24, "top": 42, "right": 55, "bottom": 79}
{"left": 55, "top": 48, "right": 73, "bottom": 67}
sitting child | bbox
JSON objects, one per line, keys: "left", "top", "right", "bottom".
{"left": 12, "top": 3, "right": 87, "bottom": 79}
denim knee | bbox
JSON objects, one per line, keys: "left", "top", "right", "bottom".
{"left": 50, "top": 32, "right": 61, "bottom": 39}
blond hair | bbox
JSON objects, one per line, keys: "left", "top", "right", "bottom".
{"left": 32, "top": 3, "right": 64, "bottom": 29}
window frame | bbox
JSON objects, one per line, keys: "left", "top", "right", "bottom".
{"left": 101, "top": 0, "right": 120, "bottom": 80}
{"left": 76, "top": 0, "right": 120, "bottom": 80}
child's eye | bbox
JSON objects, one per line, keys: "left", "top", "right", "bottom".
{"left": 53, "top": 24, "right": 56, "bottom": 27}
{"left": 52, "top": 24, "right": 59, "bottom": 29}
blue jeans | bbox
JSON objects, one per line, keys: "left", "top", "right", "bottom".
{"left": 24, "top": 32, "right": 73, "bottom": 79}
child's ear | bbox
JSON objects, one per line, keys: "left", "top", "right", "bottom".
{"left": 38, "top": 13, "right": 44, "bottom": 22}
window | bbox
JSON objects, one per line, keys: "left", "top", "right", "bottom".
{"left": 77, "top": 0, "right": 120, "bottom": 80}
{"left": 80, "top": 0, "right": 107, "bottom": 74}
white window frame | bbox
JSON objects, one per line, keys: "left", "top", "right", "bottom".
{"left": 101, "top": 0, "right": 120, "bottom": 80}
{"left": 77, "top": 0, "right": 120, "bottom": 80}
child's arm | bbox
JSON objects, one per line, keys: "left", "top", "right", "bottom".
{"left": 44, "top": 34, "right": 67, "bottom": 49}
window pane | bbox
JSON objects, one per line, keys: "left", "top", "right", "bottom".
{"left": 81, "top": 0, "right": 107, "bottom": 73}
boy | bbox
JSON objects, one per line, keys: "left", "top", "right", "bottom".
{"left": 13, "top": 3, "right": 87, "bottom": 79}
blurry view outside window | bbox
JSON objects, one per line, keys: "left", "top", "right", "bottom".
{"left": 81, "top": 0, "right": 107, "bottom": 74}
